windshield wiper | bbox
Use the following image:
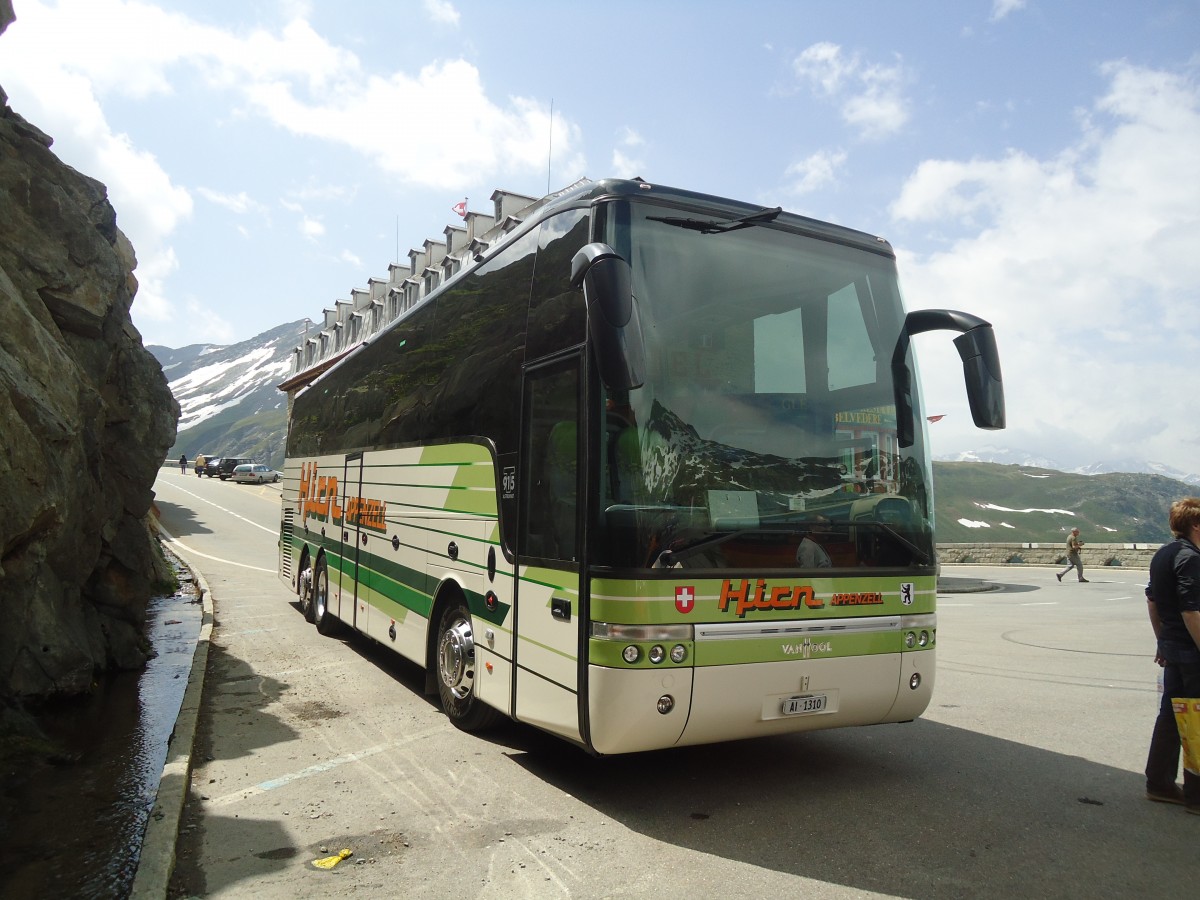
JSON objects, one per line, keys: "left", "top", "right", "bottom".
{"left": 854, "top": 522, "right": 932, "bottom": 566}
{"left": 647, "top": 206, "right": 782, "bottom": 235}
{"left": 652, "top": 530, "right": 747, "bottom": 568}
{"left": 652, "top": 527, "right": 808, "bottom": 568}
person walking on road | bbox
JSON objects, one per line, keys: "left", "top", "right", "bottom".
{"left": 1143, "top": 497, "right": 1200, "bottom": 814}
{"left": 1056, "top": 527, "right": 1087, "bottom": 582}
{"left": 179, "top": 453, "right": 187, "bottom": 475}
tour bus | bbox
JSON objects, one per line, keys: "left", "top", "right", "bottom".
{"left": 277, "top": 178, "right": 1004, "bottom": 755}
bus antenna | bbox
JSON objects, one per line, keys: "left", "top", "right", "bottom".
{"left": 547, "top": 99, "right": 554, "bottom": 194}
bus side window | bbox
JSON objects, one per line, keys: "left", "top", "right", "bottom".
{"left": 545, "top": 421, "right": 577, "bottom": 553}
{"left": 521, "top": 361, "right": 580, "bottom": 562}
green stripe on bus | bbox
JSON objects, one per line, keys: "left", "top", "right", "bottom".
{"left": 450, "top": 464, "right": 497, "bottom": 489}
{"left": 419, "top": 444, "right": 492, "bottom": 465}
{"left": 444, "top": 488, "right": 497, "bottom": 516}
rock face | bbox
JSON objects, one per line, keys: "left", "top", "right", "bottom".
{"left": 0, "top": 3, "right": 181, "bottom": 698}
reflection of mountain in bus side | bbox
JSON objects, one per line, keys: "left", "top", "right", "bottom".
{"left": 288, "top": 211, "right": 593, "bottom": 507}
{"left": 642, "top": 400, "right": 848, "bottom": 506}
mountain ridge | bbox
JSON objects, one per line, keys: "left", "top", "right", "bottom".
{"left": 153, "top": 319, "right": 308, "bottom": 468}
{"left": 938, "top": 446, "right": 1199, "bottom": 486}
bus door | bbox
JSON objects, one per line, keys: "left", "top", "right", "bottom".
{"left": 340, "top": 453, "right": 366, "bottom": 632}
{"left": 515, "top": 355, "right": 585, "bottom": 742}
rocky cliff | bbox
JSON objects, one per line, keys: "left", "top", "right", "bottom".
{"left": 0, "top": 2, "right": 181, "bottom": 699}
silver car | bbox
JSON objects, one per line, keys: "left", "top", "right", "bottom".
{"left": 231, "top": 463, "right": 280, "bottom": 484}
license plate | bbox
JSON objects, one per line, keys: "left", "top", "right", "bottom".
{"left": 782, "top": 693, "right": 828, "bottom": 716}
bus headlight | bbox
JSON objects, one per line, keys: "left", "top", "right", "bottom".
{"left": 909, "top": 673, "right": 922, "bottom": 690}
{"left": 905, "top": 632, "right": 916, "bottom": 649}
{"left": 917, "top": 630, "right": 929, "bottom": 647}
{"left": 622, "top": 645, "right": 641, "bottom": 664}
{"left": 670, "top": 644, "right": 687, "bottom": 664}
{"left": 657, "top": 694, "right": 675, "bottom": 714}
{"left": 648, "top": 645, "right": 666, "bottom": 664}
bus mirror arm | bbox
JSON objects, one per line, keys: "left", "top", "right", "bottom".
{"left": 891, "top": 309, "right": 1006, "bottom": 448}
{"left": 571, "top": 243, "right": 646, "bottom": 390}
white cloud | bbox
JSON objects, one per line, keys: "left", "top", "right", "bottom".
{"left": 793, "top": 42, "right": 854, "bottom": 96}
{"left": 0, "top": 0, "right": 583, "bottom": 328}
{"left": 792, "top": 42, "right": 911, "bottom": 139}
{"left": 423, "top": 0, "right": 460, "bottom": 26}
{"left": 299, "top": 215, "right": 325, "bottom": 239}
{"left": 196, "top": 187, "right": 264, "bottom": 215}
{"left": 785, "top": 149, "right": 847, "bottom": 195}
{"left": 0, "top": 3, "right": 194, "bottom": 326}
{"left": 990, "top": 0, "right": 1027, "bottom": 22}
{"left": 611, "top": 126, "right": 646, "bottom": 179}
{"left": 235, "top": 57, "right": 579, "bottom": 187}
{"left": 893, "top": 61, "right": 1200, "bottom": 474}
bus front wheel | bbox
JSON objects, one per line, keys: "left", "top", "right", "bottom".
{"left": 436, "top": 598, "right": 500, "bottom": 732}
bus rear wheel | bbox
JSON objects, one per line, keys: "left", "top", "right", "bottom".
{"left": 306, "top": 557, "right": 328, "bottom": 625}
{"left": 298, "top": 558, "right": 314, "bottom": 620}
{"left": 436, "top": 599, "right": 500, "bottom": 732}
{"left": 313, "top": 558, "right": 339, "bottom": 636}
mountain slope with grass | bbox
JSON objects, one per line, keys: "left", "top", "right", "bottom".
{"left": 932, "top": 462, "right": 1187, "bottom": 544}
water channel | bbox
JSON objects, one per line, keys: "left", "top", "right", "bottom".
{"left": 0, "top": 567, "right": 202, "bottom": 898}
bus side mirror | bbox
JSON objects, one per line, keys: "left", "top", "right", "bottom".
{"left": 570, "top": 243, "right": 646, "bottom": 390}
{"left": 891, "top": 309, "right": 1005, "bottom": 448}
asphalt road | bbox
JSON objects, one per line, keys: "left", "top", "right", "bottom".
{"left": 150, "top": 470, "right": 1193, "bottom": 899}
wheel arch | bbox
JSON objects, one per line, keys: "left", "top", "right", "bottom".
{"left": 423, "top": 575, "right": 468, "bottom": 695}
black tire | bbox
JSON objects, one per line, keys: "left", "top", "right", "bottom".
{"left": 313, "top": 560, "right": 339, "bottom": 636}
{"left": 305, "top": 556, "right": 328, "bottom": 624}
{"left": 435, "top": 598, "right": 501, "bottom": 732}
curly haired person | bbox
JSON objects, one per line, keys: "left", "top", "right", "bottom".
{"left": 1144, "top": 497, "right": 1200, "bottom": 814}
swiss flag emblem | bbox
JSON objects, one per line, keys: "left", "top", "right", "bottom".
{"left": 675, "top": 586, "right": 695, "bottom": 614}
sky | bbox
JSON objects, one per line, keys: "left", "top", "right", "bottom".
{"left": 1, "top": 0, "right": 1198, "bottom": 475}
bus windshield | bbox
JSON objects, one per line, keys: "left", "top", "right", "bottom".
{"left": 594, "top": 199, "right": 934, "bottom": 571}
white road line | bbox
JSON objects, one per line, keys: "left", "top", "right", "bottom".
{"left": 156, "top": 480, "right": 278, "bottom": 536}
{"left": 208, "top": 744, "right": 393, "bottom": 806}
{"left": 206, "top": 728, "right": 446, "bottom": 807}
{"left": 157, "top": 523, "right": 275, "bottom": 573}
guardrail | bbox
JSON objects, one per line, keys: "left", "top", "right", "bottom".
{"left": 937, "top": 542, "right": 1157, "bottom": 568}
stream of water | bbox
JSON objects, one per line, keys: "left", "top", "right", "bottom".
{"left": 0, "top": 575, "right": 202, "bottom": 898}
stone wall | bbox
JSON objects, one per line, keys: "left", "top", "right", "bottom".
{"left": 0, "top": 1, "right": 181, "bottom": 699}
{"left": 937, "top": 542, "right": 1156, "bottom": 569}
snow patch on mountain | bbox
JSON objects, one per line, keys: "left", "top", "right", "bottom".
{"left": 149, "top": 319, "right": 309, "bottom": 436}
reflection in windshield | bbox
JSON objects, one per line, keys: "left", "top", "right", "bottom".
{"left": 641, "top": 400, "right": 847, "bottom": 506}
{"left": 591, "top": 199, "right": 934, "bottom": 571}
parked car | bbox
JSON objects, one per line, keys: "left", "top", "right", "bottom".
{"left": 216, "top": 457, "right": 255, "bottom": 480}
{"left": 194, "top": 453, "right": 209, "bottom": 477}
{"left": 231, "top": 463, "right": 280, "bottom": 484}
{"left": 203, "top": 457, "right": 222, "bottom": 477}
